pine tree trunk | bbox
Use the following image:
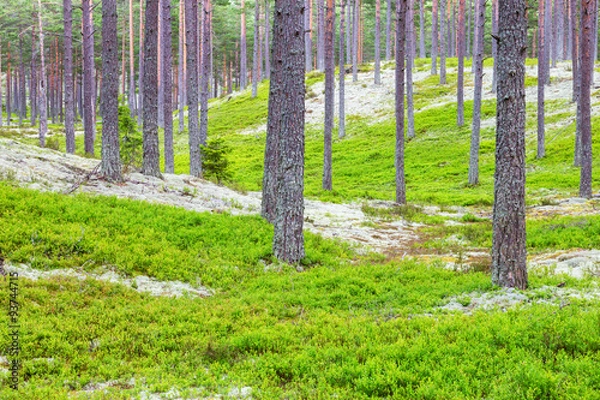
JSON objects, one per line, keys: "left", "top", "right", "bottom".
{"left": 347, "top": 0, "right": 352, "bottom": 64}
{"left": 491, "top": 0, "right": 498, "bottom": 92}
{"left": 264, "top": 0, "right": 271, "bottom": 79}
{"left": 419, "top": 0, "right": 426, "bottom": 58}
{"left": 179, "top": 0, "right": 185, "bottom": 133}
{"left": 129, "top": 0, "right": 137, "bottom": 116}
{"left": 457, "top": 0, "right": 465, "bottom": 126}
{"left": 339, "top": 0, "right": 346, "bottom": 138}
{"left": 30, "top": 28, "right": 37, "bottom": 126}
{"left": 142, "top": 0, "right": 161, "bottom": 177}
{"left": 374, "top": 0, "right": 381, "bottom": 84}
{"left": 271, "top": 0, "right": 306, "bottom": 264}
{"left": 101, "top": 0, "right": 122, "bottom": 182}
{"left": 323, "top": 0, "right": 334, "bottom": 190}
{"left": 431, "top": 0, "right": 438, "bottom": 74}
{"left": 468, "top": 0, "right": 484, "bottom": 185}
{"left": 352, "top": 0, "right": 359, "bottom": 81}
{"left": 492, "top": 0, "right": 527, "bottom": 289}
{"left": 162, "top": 0, "right": 174, "bottom": 173}
{"left": 537, "top": 0, "right": 546, "bottom": 159}
{"left": 305, "top": 0, "right": 313, "bottom": 71}
{"left": 64, "top": 0, "right": 75, "bottom": 154}
{"left": 200, "top": 0, "right": 210, "bottom": 147}
{"left": 37, "top": 0, "right": 48, "bottom": 147}
{"left": 240, "top": 0, "right": 248, "bottom": 88}
{"left": 186, "top": 0, "right": 201, "bottom": 176}
{"left": 138, "top": 0, "right": 144, "bottom": 125}
{"left": 466, "top": 0, "right": 471, "bottom": 58}
{"left": 572, "top": 0, "right": 579, "bottom": 102}
{"left": 317, "top": 0, "right": 325, "bottom": 70}
{"left": 439, "top": 0, "right": 447, "bottom": 83}
{"left": 18, "top": 36, "right": 26, "bottom": 126}
{"left": 6, "top": 44, "right": 11, "bottom": 126}
{"left": 579, "top": 0, "right": 594, "bottom": 198}
{"left": 406, "top": 0, "right": 415, "bottom": 138}
{"left": 544, "top": 0, "right": 551, "bottom": 82}
{"left": 0, "top": 45, "right": 3, "bottom": 127}
{"left": 83, "top": 0, "right": 96, "bottom": 155}
{"left": 395, "top": 0, "right": 407, "bottom": 204}
{"left": 385, "top": 0, "right": 392, "bottom": 60}
{"left": 157, "top": 2, "right": 163, "bottom": 128}
{"left": 252, "top": 0, "right": 261, "bottom": 97}
{"left": 556, "top": 0, "right": 564, "bottom": 60}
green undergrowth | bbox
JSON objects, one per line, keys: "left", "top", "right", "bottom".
{"left": 0, "top": 184, "right": 353, "bottom": 289}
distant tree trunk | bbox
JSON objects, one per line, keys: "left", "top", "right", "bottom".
{"left": 178, "top": 0, "right": 185, "bottom": 134}
{"left": 347, "top": 0, "right": 352, "bottom": 64}
{"left": 271, "top": 0, "right": 306, "bottom": 264}
{"left": 466, "top": 0, "right": 471, "bottom": 58}
{"left": 142, "top": 0, "right": 161, "bottom": 177}
{"left": 431, "top": 0, "right": 438, "bottom": 74}
{"left": 0, "top": 46, "right": 3, "bottom": 127}
{"left": 339, "top": 0, "right": 346, "bottom": 138}
{"left": 537, "top": 0, "right": 546, "bottom": 159}
{"left": 395, "top": 0, "right": 407, "bottom": 204}
{"left": 385, "top": 0, "right": 392, "bottom": 60}
{"left": 468, "top": 0, "right": 484, "bottom": 185}
{"left": 317, "top": 0, "right": 325, "bottom": 70}
{"left": 439, "top": 0, "right": 447, "bottom": 83}
{"left": 83, "top": 0, "right": 96, "bottom": 155}
{"left": 556, "top": 0, "right": 564, "bottom": 61}
{"left": 252, "top": 0, "right": 261, "bottom": 97}
{"left": 162, "top": 0, "right": 174, "bottom": 173}
{"left": 101, "top": 0, "right": 122, "bottom": 181}
{"left": 419, "top": 0, "right": 426, "bottom": 58}
{"left": 491, "top": 0, "right": 497, "bottom": 92}
{"left": 240, "top": 0, "right": 248, "bottom": 89}
{"left": 374, "top": 0, "right": 381, "bottom": 84}
{"left": 572, "top": 0, "right": 579, "bottom": 102}
{"left": 6, "top": 44, "right": 11, "bottom": 126}
{"left": 129, "top": 0, "right": 136, "bottom": 116}
{"left": 64, "top": 0, "right": 75, "bottom": 154}
{"left": 450, "top": 2, "right": 456, "bottom": 57}
{"left": 544, "top": 0, "right": 551, "bottom": 82}
{"left": 30, "top": 28, "right": 37, "bottom": 125}
{"left": 200, "top": 0, "right": 210, "bottom": 147}
{"left": 18, "top": 35, "right": 26, "bottom": 126}
{"left": 138, "top": 0, "right": 144, "bottom": 125}
{"left": 37, "top": 1, "right": 48, "bottom": 146}
{"left": 323, "top": 0, "right": 334, "bottom": 190}
{"left": 352, "top": 0, "right": 359, "bottom": 81}
{"left": 186, "top": 0, "right": 201, "bottom": 176}
{"left": 264, "top": 0, "right": 271, "bottom": 79}
{"left": 406, "top": 0, "right": 415, "bottom": 138}
{"left": 305, "top": 0, "right": 312, "bottom": 70}
{"left": 457, "top": 0, "right": 465, "bottom": 126}
{"left": 492, "top": 0, "right": 527, "bottom": 289}
{"left": 157, "top": 2, "right": 163, "bottom": 128}
{"left": 579, "top": 0, "right": 593, "bottom": 198}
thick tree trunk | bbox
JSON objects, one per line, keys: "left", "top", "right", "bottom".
{"left": 579, "top": 0, "right": 594, "bottom": 198}
{"left": 323, "top": 0, "right": 334, "bottom": 190}
{"left": 271, "top": 0, "right": 306, "bottom": 264}
{"left": 252, "top": 0, "right": 261, "bottom": 97}
{"left": 240, "top": 0, "right": 248, "bottom": 88}
{"left": 162, "top": 0, "right": 174, "bottom": 173}
{"left": 395, "top": 0, "right": 407, "bottom": 204}
{"left": 419, "top": 0, "right": 426, "bottom": 58}
{"left": 186, "top": 0, "right": 201, "bottom": 176}
{"left": 339, "top": 0, "right": 346, "bottom": 139}
{"left": 457, "top": 0, "right": 465, "bottom": 126}
{"left": 537, "top": 0, "right": 546, "bottom": 159}
{"left": 142, "top": 0, "right": 161, "bottom": 177}
{"left": 374, "top": 0, "right": 381, "bottom": 84}
{"left": 492, "top": 0, "right": 527, "bottom": 289}
{"left": 101, "top": 0, "right": 122, "bottom": 182}
{"left": 406, "top": 0, "right": 415, "bottom": 138}
{"left": 200, "top": 0, "right": 210, "bottom": 147}
{"left": 37, "top": 0, "right": 48, "bottom": 147}
{"left": 64, "top": 0, "right": 75, "bottom": 154}
{"left": 468, "top": 0, "right": 484, "bottom": 185}
{"left": 439, "top": 0, "right": 447, "bottom": 83}
{"left": 138, "top": 0, "right": 144, "bottom": 125}
{"left": 431, "top": 0, "right": 438, "bottom": 74}
{"left": 83, "top": 0, "right": 96, "bottom": 155}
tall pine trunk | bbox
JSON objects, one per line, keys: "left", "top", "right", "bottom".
{"left": 374, "top": 0, "right": 381, "bottom": 84}
{"left": 101, "top": 0, "right": 122, "bottom": 181}
{"left": 129, "top": 0, "right": 137, "bottom": 116}
{"left": 439, "top": 0, "right": 446, "bottom": 83}
{"left": 352, "top": 0, "right": 359, "bottom": 81}
{"left": 200, "top": 0, "right": 211, "bottom": 147}
{"left": 64, "top": 0, "right": 75, "bottom": 154}
{"left": 492, "top": 0, "right": 527, "bottom": 289}
{"left": 419, "top": 0, "right": 426, "bottom": 58}
{"left": 406, "top": 0, "right": 415, "bottom": 138}
{"left": 271, "top": 0, "right": 306, "bottom": 264}
{"left": 240, "top": 0, "right": 248, "bottom": 88}
{"left": 579, "top": 0, "right": 594, "bottom": 198}
{"left": 395, "top": 0, "right": 407, "bottom": 204}
{"left": 37, "top": 0, "right": 48, "bottom": 147}
{"left": 431, "top": 0, "right": 438, "bottom": 74}
{"left": 339, "top": 0, "right": 346, "bottom": 138}
{"left": 468, "top": 0, "right": 485, "bottom": 185}
{"left": 162, "top": 0, "right": 174, "bottom": 173}
{"left": 457, "top": 0, "right": 465, "bottom": 126}
{"left": 537, "top": 0, "right": 546, "bottom": 158}
{"left": 385, "top": 0, "right": 392, "bottom": 60}
{"left": 142, "top": 0, "right": 161, "bottom": 177}
{"left": 252, "top": 0, "right": 261, "bottom": 97}
{"left": 186, "top": 0, "right": 201, "bottom": 176}
{"left": 83, "top": 0, "right": 96, "bottom": 155}
{"left": 323, "top": 0, "right": 335, "bottom": 190}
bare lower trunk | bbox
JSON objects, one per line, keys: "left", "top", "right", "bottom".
{"left": 491, "top": 0, "right": 498, "bottom": 92}
{"left": 492, "top": 0, "right": 527, "bottom": 289}
{"left": 374, "top": 0, "right": 381, "bottom": 84}
{"left": 83, "top": 0, "right": 96, "bottom": 155}
{"left": 186, "top": 0, "right": 201, "bottom": 176}
{"left": 64, "top": 0, "right": 75, "bottom": 154}
{"left": 200, "top": 0, "right": 210, "bottom": 147}
{"left": 395, "top": 0, "right": 407, "bottom": 204}
{"left": 439, "top": 0, "right": 447, "bottom": 84}
{"left": 317, "top": 0, "right": 325, "bottom": 70}
{"left": 579, "top": 0, "right": 594, "bottom": 198}
{"left": 142, "top": 0, "right": 161, "bottom": 178}
{"left": 339, "top": 0, "right": 346, "bottom": 139}
{"left": 537, "top": 0, "right": 546, "bottom": 159}
{"left": 419, "top": 0, "right": 425, "bottom": 58}
{"left": 323, "top": 0, "right": 335, "bottom": 190}
{"left": 101, "top": 0, "right": 122, "bottom": 182}
{"left": 406, "top": 0, "right": 414, "bottom": 138}
{"left": 240, "top": 0, "right": 248, "bottom": 88}
{"left": 431, "top": 0, "right": 438, "bottom": 74}
{"left": 457, "top": 0, "right": 465, "bottom": 126}
{"left": 37, "top": 0, "right": 48, "bottom": 147}
{"left": 468, "top": 0, "right": 485, "bottom": 185}
{"left": 162, "top": 0, "right": 174, "bottom": 173}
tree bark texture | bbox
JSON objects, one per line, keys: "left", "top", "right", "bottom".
{"left": 162, "top": 0, "right": 174, "bottom": 173}
{"left": 406, "top": 0, "right": 415, "bottom": 139}
{"left": 419, "top": 0, "right": 426, "bottom": 58}
{"left": 64, "top": 0, "right": 75, "bottom": 154}
{"left": 240, "top": 0, "right": 248, "bottom": 88}
{"left": 537, "top": 0, "right": 546, "bottom": 159}
{"left": 468, "top": 0, "right": 485, "bottom": 185}
{"left": 431, "top": 0, "right": 438, "bottom": 74}
{"left": 317, "top": 0, "right": 325, "bottom": 70}
{"left": 457, "top": 0, "right": 465, "bottom": 126}
{"left": 200, "top": 0, "right": 211, "bottom": 147}
{"left": 252, "top": 0, "right": 261, "bottom": 97}
{"left": 385, "top": 0, "right": 392, "bottom": 60}
{"left": 352, "top": 0, "right": 359, "bottom": 81}
{"left": 83, "top": 0, "right": 96, "bottom": 155}
{"left": 186, "top": 0, "right": 201, "bottom": 176}
{"left": 579, "top": 0, "right": 594, "bottom": 198}
{"left": 37, "top": 0, "right": 48, "bottom": 147}
{"left": 395, "top": 0, "right": 407, "bottom": 204}
{"left": 101, "top": 0, "right": 122, "bottom": 182}
{"left": 439, "top": 0, "right": 447, "bottom": 83}
{"left": 323, "top": 0, "right": 335, "bottom": 190}
{"left": 339, "top": 0, "right": 346, "bottom": 139}
{"left": 492, "top": 0, "right": 528, "bottom": 289}
{"left": 374, "top": 0, "right": 381, "bottom": 84}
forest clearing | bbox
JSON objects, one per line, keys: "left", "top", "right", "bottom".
{"left": 1, "top": 0, "right": 600, "bottom": 398}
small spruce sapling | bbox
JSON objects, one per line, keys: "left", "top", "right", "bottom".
{"left": 200, "top": 138, "right": 233, "bottom": 184}
{"left": 118, "top": 101, "right": 143, "bottom": 172}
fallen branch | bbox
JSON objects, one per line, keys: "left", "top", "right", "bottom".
{"left": 63, "top": 162, "right": 102, "bottom": 195}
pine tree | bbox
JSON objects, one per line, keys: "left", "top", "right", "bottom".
{"left": 162, "top": 0, "right": 174, "bottom": 173}
{"left": 395, "top": 0, "right": 407, "bottom": 204}
{"left": 64, "top": 0, "right": 75, "bottom": 154}
{"left": 579, "top": 0, "right": 594, "bottom": 198}
{"left": 468, "top": 0, "right": 485, "bottom": 185}
{"left": 323, "top": 0, "right": 335, "bottom": 190}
